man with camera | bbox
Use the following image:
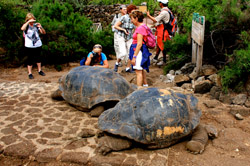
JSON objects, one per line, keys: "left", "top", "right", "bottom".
{"left": 85, "top": 44, "right": 109, "bottom": 68}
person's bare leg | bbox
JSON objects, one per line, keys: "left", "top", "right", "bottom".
{"left": 142, "top": 70, "right": 147, "bottom": 85}
{"left": 135, "top": 70, "right": 143, "bottom": 87}
{"left": 28, "top": 65, "right": 33, "bottom": 74}
{"left": 37, "top": 62, "right": 42, "bottom": 72}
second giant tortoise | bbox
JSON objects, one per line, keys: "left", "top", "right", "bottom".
{"left": 51, "top": 66, "right": 135, "bottom": 116}
{"left": 98, "top": 88, "right": 217, "bottom": 155}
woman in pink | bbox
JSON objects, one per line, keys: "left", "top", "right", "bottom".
{"left": 129, "top": 11, "right": 152, "bottom": 87}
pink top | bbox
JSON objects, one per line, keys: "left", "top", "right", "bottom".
{"left": 132, "top": 24, "right": 147, "bottom": 44}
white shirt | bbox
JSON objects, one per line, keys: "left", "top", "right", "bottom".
{"left": 24, "top": 25, "right": 42, "bottom": 48}
{"left": 155, "top": 7, "right": 170, "bottom": 26}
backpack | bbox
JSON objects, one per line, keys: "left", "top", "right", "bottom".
{"left": 162, "top": 8, "right": 177, "bottom": 37}
{"left": 142, "top": 24, "right": 156, "bottom": 49}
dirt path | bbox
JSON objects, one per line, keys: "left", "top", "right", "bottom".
{"left": 0, "top": 60, "right": 250, "bottom": 166}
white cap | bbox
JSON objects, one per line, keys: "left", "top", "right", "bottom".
{"left": 157, "top": 0, "right": 169, "bottom": 4}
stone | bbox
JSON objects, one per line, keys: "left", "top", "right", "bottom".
{"left": 230, "top": 105, "right": 250, "bottom": 117}
{"left": 235, "top": 113, "right": 244, "bottom": 120}
{"left": 78, "top": 128, "right": 96, "bottom": 138}
{"left": 4, "top": 141, "right": 37, "bottom": 158}
{"left": 208, "top": 74, "right": 221, "bottom": 87}
{"left": 0, "top": 134, "right": 21, "bottom": 145}
{"left": 41, "top": 132, "right": 62, "bottom": 139}
{"left": 64, "top": 139, "right": 87, "bottom": 150}
{"left": 180, "top": 63, "right": 195, "bottom": 74}
{"left": 5, "top": 114, "right": 25, "bottom": 121}
{"left": 181, "top": 83, "right": 192, "bottom": 90}
{"left": 210, "top": 86, "right": 222, "bottom": 100}
{"left": 201, "top": 65, "right": 217, "bottom": 76}
{"left": 174, "top": 74, "right": 190, "bottom": 86}
{"left": 90, "top": 154, "right": 126, "bottom": 166}
{"left": 36, "top": 148, "right": 63, "bottom": 162}
{"left": 203, "top": 100, "right": 222, "bottom": 108}
{"left": 232, "top": 94, "right": 247, "bottom": 105}
{"left": 219, "top": 93, "right": 232, "bottom": 104}
{"left": 1, "top": 127, "right": 18, "bottom": 135}
{"left": 60, "top": 152, "right": 89, "bottom": 164}
{"left": 194, "top": 80, "right": 213, "bottom": 94}
{"left": 245, "top": 98, "right": 250, "bottom": 108}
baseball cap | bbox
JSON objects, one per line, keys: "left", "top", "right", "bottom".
{"left": 157, "top": 0, "right": 169, "bottom": 4}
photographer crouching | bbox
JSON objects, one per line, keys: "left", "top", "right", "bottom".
{"left": 85, "top": 44, "right": 109, "bottom": 68}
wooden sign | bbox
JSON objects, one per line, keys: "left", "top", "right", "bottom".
{"left": 138, "top": 6, "right": 147, "bottom": 14}
{"left": 191, "top": 13, "right": 205, "bottom": 75}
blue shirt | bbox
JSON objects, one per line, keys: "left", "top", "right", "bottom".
{"left": 87, "top": 51, "right": 107, "bottom": 65}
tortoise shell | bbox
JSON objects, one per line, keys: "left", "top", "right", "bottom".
{"left": 98, "top": 88, "right": 201, "bottom": 147}
{"left": 59, "top": 66, "right": 134, "bottom": 109}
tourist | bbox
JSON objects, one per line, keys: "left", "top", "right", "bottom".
{"left": 85, "top": 44, "right": 109, "bottom": 68}
{"left": 21, "top": 13, "right": 46, "bottom": 79}
{"left": 111, "top": 5, "right": 127, "bottom": 67}
{"left": 129, "top": 10, "right": 151, "bottom": 87}
{"left": 147, "top": 0, "right": 170, "bottom": 66}
{"left": 113, "top": 4, "right": 137, "bottom": 73}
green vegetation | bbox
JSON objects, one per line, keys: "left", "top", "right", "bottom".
{"left": 0, "top": 0, "right": 249, "bottom": 92}
{"left": 163, "top": 0, "right": 250, "bottom": 92}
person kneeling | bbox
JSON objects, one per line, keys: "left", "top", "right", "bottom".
{"left": 85, "top": 44, "right": 109, "bottom": 68}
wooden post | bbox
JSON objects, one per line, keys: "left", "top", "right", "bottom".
{"left": 191, "top": 13, "right": 205, "bottom": 75}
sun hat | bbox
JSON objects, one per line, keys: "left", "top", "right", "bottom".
{"left": 157, "top": 0, "right": 169, "bottom": 4}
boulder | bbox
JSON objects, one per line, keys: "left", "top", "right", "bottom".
{"left": 194, "top": 80, "right": 213, "bottom": 94}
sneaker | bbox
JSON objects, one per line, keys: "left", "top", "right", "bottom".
{"left": 126, "top": 69, "right": 135, "bottom": 73}
{"left": 156, "top": 61, "right": 166, "bottom": 66}
{"left": 28, "top": 74, "right": 34, "bottom": 79}
{"left": 114, "top": 64, "right": 118, "bottom": 72}
{"left": 152, "top": 59, "right": 158, "bottom": 63}
{"left": 38, "top": 70, "right": 46, "bottom": 76}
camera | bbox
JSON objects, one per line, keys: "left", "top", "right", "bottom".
{"left": 34, "top": 23, "right": 37, "bottom": 27}
{"left": 92, "top": 52, "right": 98, "bottom": 57}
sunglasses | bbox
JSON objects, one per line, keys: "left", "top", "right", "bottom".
{"left": 93, "top": 45, "right": 102, "bottom": 49}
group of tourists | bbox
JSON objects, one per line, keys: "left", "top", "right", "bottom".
{"left": 21, "top": 0, "right": 172, "bottom": 88}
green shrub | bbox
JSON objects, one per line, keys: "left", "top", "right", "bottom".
{"left": 219, "top": 31, "right": 250, "bottom": 93}
{"left": 163, "top": 33, "right": 191, "bottom": 74}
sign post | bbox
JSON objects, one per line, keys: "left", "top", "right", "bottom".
{"left": 191, "top": 13, "right": 205, "bottom": 74}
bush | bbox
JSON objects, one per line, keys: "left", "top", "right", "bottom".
{"left": 219, "top": 31, "right": 250, "bottom": 93}
{"left": 163, "top": 33, "right": 191, "bottom": 74}
{"left": 0, "top": 1, "right": 26, "bottom": 66}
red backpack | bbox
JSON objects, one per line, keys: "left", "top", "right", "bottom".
{"left": 142, "top": 24, "right": 156, "bottom": 49}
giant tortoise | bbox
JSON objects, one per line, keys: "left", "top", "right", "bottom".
{"left": 98, "top": 88, "right": 217, "bottom": 155}
{"left": 51, "top": 66, "right": 135, "bottom": 116}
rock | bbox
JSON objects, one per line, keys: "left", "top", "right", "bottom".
{"left": 35, "top": 148, "right": 63, "bottom": 162}
{"left": 181, "top": 83, "right": 192, "bottom": 90}
{"left": 189, "top": 67, "right": 198, "bottom": 79}
{"left": 232, "top": 94, "right": 247, "bottom": 105}
{"left": 210, "top": 86, "right": 222, "bottom": 100}
{"left": 4, "top": 141, "right": 37, "bottom": 158}
{"left": 245, "top": 98, "right": 250, "bottom": 108}
{"left": 166, "top": 74, "right": 175, "bottom": 83}
{"left": 60, "top": 152, "right": 89, "bottom": 164}
{"left": 180, "top": 63, "right": 195, "bottom": 74}
{"left": 230, "top": 105, "right": 250, "bottom": 117}
{"left": 201, "top": 65, "right": 217, "bottom": 76}
{"left": 194, "top": 80, "right": 213, "bottom": 94}
{"left": 208, "top": 74, "right": 221, "bottom": 87}
{"left": 203, "top": 100, "right": 222, "bottom": 108}
{"left": 175, "top": 70, "right": 182, "bottom": 75}
{"left": 174, "top": 74, "right": 190, "bottom": 86}
{"left": 235, "top": 113, "right": 244, "bottom": 120}
{"left": 219, "top": 93, "right": 232, "bottom": 104}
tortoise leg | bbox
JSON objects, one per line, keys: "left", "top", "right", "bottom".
{"left": 97, "top": 135, "right": 132, "bottom": 155}
{"left": 89, "top": 105, "right": 105, "bottom": 117}
{"left": 186, "top": 125, "right": 208, "bottom": 154}
{"left": 51, "top": 89, "right": 63, "bottom": 100}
